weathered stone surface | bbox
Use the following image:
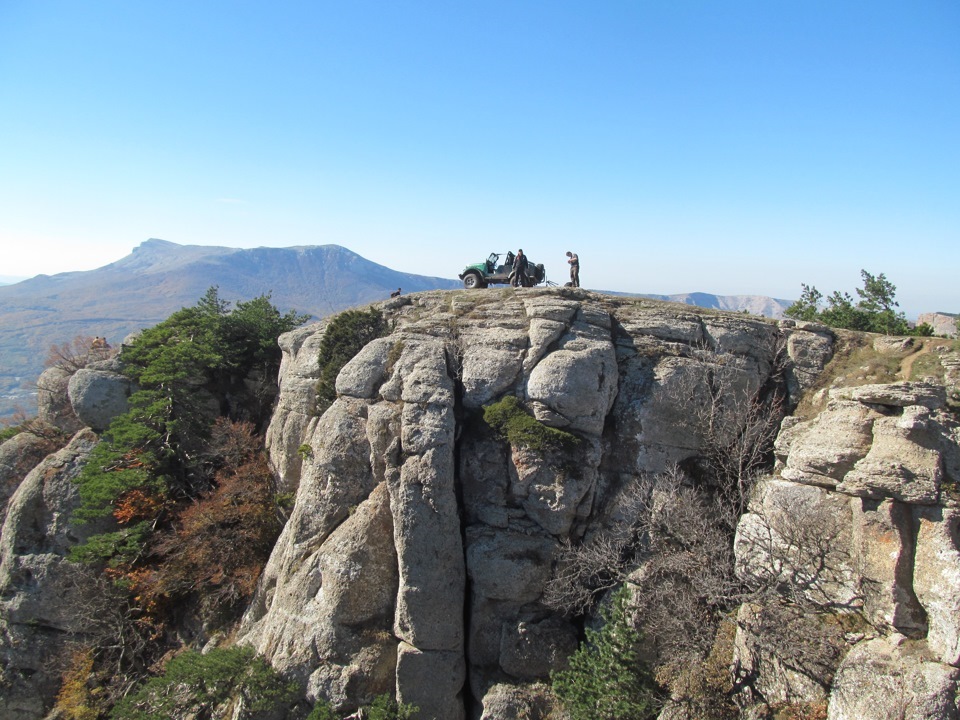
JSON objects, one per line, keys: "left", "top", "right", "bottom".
{"left": 264, "top": 322, "right": 328, "bottom": 492}
{"left": 913, "top": 506, "right": 960, "bottom": 666}
{"left": 731, "top": 603, "right": 830, "bottom": 706}
{"left": 395, "top": 642, "right": 465, "bottom": 720}
{"left": 617, "top": 309, "right": 705, "bottom": 345}
{"left": 838, "top": 407, "right": 944, "bottom": 504}
{"left": 498, "top": 617, "right": 577, "bottom": 680}
{"left": 830, "top": 381, "right": 946, "bottom": 410}
{"left": 703, "top": 315, "right": 779, "bottom": 358}
{"left": 1, "top": 290, "right": 869, "bottom": 718}
{"left": 874, "top": 336, "right": 917, "bottom": 354}
{"left": 0, "top": 429, "right": 102, "bottom": 720}
{"left": 773, "top": 415, "right": 810, "bottom": 467}
{"left": 478, "top": 682, "right": 557, "bottom": 720}
{"left": 917, "top": 313, "right": 958, "bottom": 339}
{"left": 336, "top": 336, "right": 396, "bottom": 399}
{"left": 66, "top": 365, "right": 133, "bottom": 432}
{"left": 465, "top": 528, "right": 556, "bottom": 604}
{"left": 781, "top": 400, "right": 881, "bottom": 487}
{"left": 461, "top": 343, "right": 525, "bottom": 408}
{"left": 735, "top": 479, "right": 858, "bottom": 608}
{"left": 827, "top": 636, "right": 960, "bottom": 720}
{"left": 526, "top": 323, "right": 618, "bottom": 435}
{"left": 508, "top": 438, "right": 600, "bottom": 537}
{"left": 783, "top": 324, "right": 835, "bottom": 395}
{"left": 851, "top": 498, "right": 926, "bottom": 636}
{"left": 0, "top": 433, "right": 52, "bottom": 527}
{"left": 35, "top": 366, "right": 83, "bottom": 433}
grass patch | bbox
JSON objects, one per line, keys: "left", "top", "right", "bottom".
{"left": 483, "top": 395, "right": 579, "bottom": 452}
{"left": 793, "top": 332, "right": 904, "bottom": 419}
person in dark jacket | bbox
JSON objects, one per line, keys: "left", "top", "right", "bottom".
{"left": 511, "top": 249, "right": 528, "bottom": 287}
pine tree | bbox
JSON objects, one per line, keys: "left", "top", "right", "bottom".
{"left": 552, "top": 586, "right": 658, "bottom": 720}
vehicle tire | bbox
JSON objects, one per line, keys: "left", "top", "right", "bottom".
{"left": 463, "top": 272, "right": 484, "bottom": 289}
{"left": 534, "top": 264, "right": 545, "bottom": 285}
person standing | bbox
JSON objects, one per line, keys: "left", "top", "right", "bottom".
{"left": 566, "top": 251, "right": 580, "bottom": 287}
{"left": 512, "top": 249, "right": 528, "bottom": 287}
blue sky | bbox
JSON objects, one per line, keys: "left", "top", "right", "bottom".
{"left": 1, "top": 1, "right": 957, "bottom": 317}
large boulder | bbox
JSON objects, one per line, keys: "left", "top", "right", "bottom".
{"left": 780, "top": 400, "right": 881, "bottom": 487}
{"left": 828, "top": 636, "right": 960, "bottom": 720}
{"left": 0, "top": 433, "right": 54, "bottom": 527}
{"left": 67, "top": 360, "right": 133, "bottom": 432}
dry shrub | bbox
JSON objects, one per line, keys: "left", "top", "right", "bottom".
{"left": 144, "top": 419, "right": 282, "bottom": 624}
{"left": 53, "top": 647, "right": 99, "bottom": 720}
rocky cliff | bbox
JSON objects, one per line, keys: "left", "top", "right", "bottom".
{"left": 2, "top": 287, "right": 959, "bottom": 720}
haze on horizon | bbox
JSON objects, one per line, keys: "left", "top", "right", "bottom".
{"left": 1, "top": 1, "right": 957, "bottom": 318}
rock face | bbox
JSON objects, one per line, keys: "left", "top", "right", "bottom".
{"left": 66, "top": 358, "right": 134, "bottom": 432}
{"left": 733, "top": 377, "right": 960, "bottom": 717}
{"left": 6, "top": 287, "right": 960, "bottom": 719}
{"left": 0, "top": 429, "right": 103, "bottom": 720}
{"left": 917, "top": 311, "right": 958, "bottom": 338}
{"left": 238, "top": 290, "right": 834, "bottom": 718}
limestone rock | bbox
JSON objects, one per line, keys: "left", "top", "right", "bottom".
{"left": 873, "top": 336, "right": 917, "bottom": 354}
{"left": 498, "top": 617, "right": 577, "bottom": 681}
{"left": 735, "top": 479, "right": 858, "bottom": 608}
{"left": 395, "top": 642, "right": 465, "bottom": 720}
{"left": 478, "top": 682, "right": 557, "bottom": 720}
{"left": 783, "top": 323, "right": 835, "bottom": 395}
{"left": 830, "top": 381, "right": 946, "bottom": 410}
{"left": 851, "top": 498, "right": 926, "bottom": 636}
{"left": 838, "top": 407, "right": 944, "bottom": 504}
{"left": 0, "top": 429, "right": 102, "bottom": 720}
{"left": 265, "top": 322, "right": 328, "bottom": 492}
{"left": 731, "top": 603, "right": 831, "bottom": 706}
{"left": 335, "top": 336, "right": 396, "bottom": 399}
{"left": 67, "top": 363, "right": 133, "bottom": 432}
{"left": 239, "top": 292, "right": 843, "bottom": 715}
{"left": 780, "top": 400, "right": 881, "bottom": 487}
{"left": 465, "top": 528, "right": 556, "bottom": 604}
{"left": 35, "top": 366, "right": 82, "bottom": 433}
{"left": 827, "top": 636, "right": 960, "bottom": 720}
{"left": 526, "top": 316, "right": 618, "bottom": 435}
{"left": 913, "top": 506, "right": 960, "bottom": 666}
{"left": 0, "top": 433, "right": 53, "bottom": 527}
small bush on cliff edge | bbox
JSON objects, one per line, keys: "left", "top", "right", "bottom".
{"left": 483, "top": 395, "right": 579, "bottom": 452}
{"left": 110, "top": 646, "right": 297, "bottom": 720}
{"left": 315, "top": 308, "right": 389, "bottom": 413}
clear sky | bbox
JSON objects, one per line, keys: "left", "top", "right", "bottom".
{"left": 1, "top": 1, "right": 957, "bottom": 317}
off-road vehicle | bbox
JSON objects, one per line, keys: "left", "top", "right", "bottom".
{"left": 459, "top": 252, "right": 546, "bottom": 289}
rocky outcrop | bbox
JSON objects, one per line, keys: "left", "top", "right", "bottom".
{"left": 66, "top": 358, "right": 134, "bottom": 432}
{"left": 0, "top": 429, "right": 103, "bottom": 720}
{"left": 9, "top": 287, "right": 960, "bottom": 719}
{"left": 0, "top": 433, "right": 55, "bottom": 528}
{"left": 917, "top": 312, "right": 958, "bottom": 338}
{"left": 733, "top": 378, "right": 960, "bottom": 716}
{"left": 238, "top": 290, "right": 835, "bottom": 718}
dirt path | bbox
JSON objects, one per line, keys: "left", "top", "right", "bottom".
{"left": 899, "top": 339, "right": 934, "bottom": 381}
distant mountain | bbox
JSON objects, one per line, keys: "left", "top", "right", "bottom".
{"left": 637, "top": 291, "right": 793, "bottom": 318}
{"left": 0, "top": 239, "right": 459, "bottom": 418}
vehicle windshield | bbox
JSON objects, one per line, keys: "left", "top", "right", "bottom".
{"left": 488, "top": 252, "right": 499, "bottom": 265}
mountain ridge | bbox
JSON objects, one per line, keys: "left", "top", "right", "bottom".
{"left": 0, "top": 239, "right": 793, "bottom": 419}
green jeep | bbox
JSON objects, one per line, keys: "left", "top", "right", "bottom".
{"left": 459, "top": 252, "right": 547, "bottom": 289}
